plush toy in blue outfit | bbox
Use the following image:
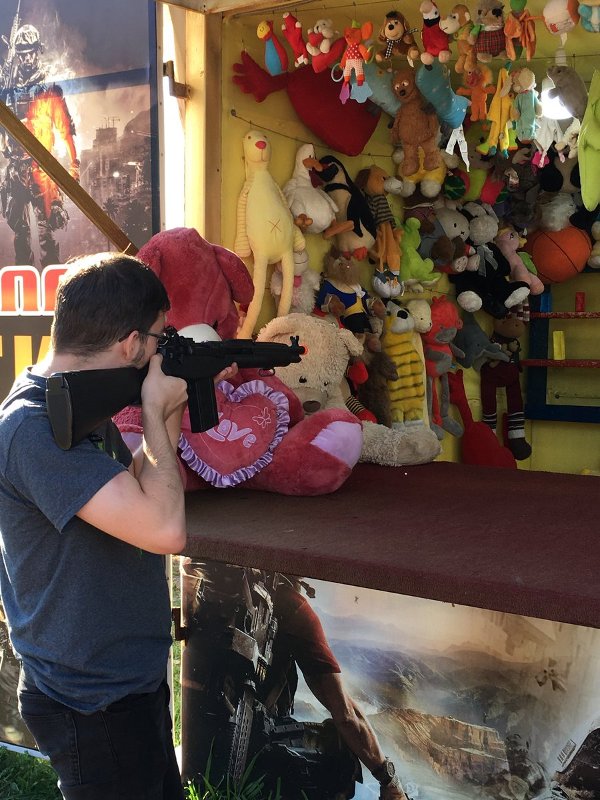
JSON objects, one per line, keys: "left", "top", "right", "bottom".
{"left": 257, "top": 19, "right": 289, "bottom": 76}
{"left": 415, "top": 61, "right": 469, "bottom": 129}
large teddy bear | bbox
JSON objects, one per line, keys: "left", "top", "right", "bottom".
{"left": 257, "top": 313, "right": 441, "bottom": 466}
{"left": 114, "top": 227, "right": 363, "bottom": 496}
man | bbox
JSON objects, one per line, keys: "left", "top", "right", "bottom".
{"left": 267, "top": 577, "right": 410, "bottom": 800}
{"left": 0, "top": 252, "right": 235, "bottom": 799}
{"left": 0, "top": 23, "right": 79, "bottom": 265}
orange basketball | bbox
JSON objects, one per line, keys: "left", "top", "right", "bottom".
{"left": 524, "top": 226, "right": 591, "bottom": 285}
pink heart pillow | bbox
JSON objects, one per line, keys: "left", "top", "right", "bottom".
{"left": 178, "top": 379, "right": 290, "bottom": 488}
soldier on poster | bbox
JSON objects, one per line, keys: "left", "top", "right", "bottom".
{"left": 0, "top": 4, "right": 79, "bottom": 266}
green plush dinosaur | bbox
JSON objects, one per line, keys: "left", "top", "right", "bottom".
{"left": 400, "top": 217, "right": 441, "bottom": 292}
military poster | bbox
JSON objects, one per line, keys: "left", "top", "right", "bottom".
{"left": 0, "top": 0, "right": 158, "bottom": 749}
{"left": 181, "top": 559, "right": 600, "bottom": 800}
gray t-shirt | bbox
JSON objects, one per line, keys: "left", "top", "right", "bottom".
{"left": 0, "top": 369, "right": 172, "bottom": 712}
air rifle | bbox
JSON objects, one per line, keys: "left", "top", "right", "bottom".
{"left": 46, "top": 326, "right": 305, "bottom": 450}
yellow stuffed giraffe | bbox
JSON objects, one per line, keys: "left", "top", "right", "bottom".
{"left": 235, "top": 129, "right": 305, "bottom": 337}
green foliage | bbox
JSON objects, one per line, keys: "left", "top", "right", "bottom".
{"left": 185, "top": 750, "right": 282, "bottom": 800}
{"left": 0, "top": 748, "right": 61, "bottom": 800}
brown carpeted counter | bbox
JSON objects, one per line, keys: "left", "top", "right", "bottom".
{"left": 184, "top": 462, "right": 599, "bottom": 629}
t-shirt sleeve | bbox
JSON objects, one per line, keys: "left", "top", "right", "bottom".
{"left": 6, "top": 413, "right": 129, "bottom": 533}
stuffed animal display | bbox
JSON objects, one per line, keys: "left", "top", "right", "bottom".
{"left": 226, "top": 7, "right": 600, "bottom": 468}
{"left": 234, "top": 129, "right": 305, "bottom": 338}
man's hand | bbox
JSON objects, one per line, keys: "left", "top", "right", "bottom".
{"left": 141, "top": 354, "right": 188, "bottom": 421}
{"left": 214, "top": 362, "right": 238, "bottom": 385}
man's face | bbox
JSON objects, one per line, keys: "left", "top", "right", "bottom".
{"left": 17, "top": 49, "right": 39, "bottom": 78}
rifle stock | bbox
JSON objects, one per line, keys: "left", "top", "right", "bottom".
{"left": 46, "top": 330, "right": 305, "bottom": 450}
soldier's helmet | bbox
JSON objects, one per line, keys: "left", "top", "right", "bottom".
{"left": 14, "top": 25, "right": 42, "bottom": 53}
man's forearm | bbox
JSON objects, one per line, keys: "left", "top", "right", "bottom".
{"left": 138, "top": 406, "right": 186, "bottom": 546}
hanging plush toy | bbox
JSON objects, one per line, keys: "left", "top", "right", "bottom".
{"left": 456, "top": 64, "right": 496, "bottom": 121}
{"left": 419, "top": 0, "right": 451, "bottom": 65}
{"left": 479, "top": 314, "right": 532, "bottom": 460}
{"left": 354, "top": 165, "right": 404, "bottom": 298}
{"left": 511, "top": 67, "right": 542, "bottom": 143}
{"left": 579, "top": 70, "right": 600, "bottom": 211}
{"left": 339, "top": 20, "right": 374, "bottom": 104}
{"left": 420, "top": 295, "right": 465, "bottom": 439}
{"left": 542, "top": 0, "right": 580, "bottom": 48}
{"left": 478, "top": 67, "right": 517, "bottom": 158}
{"left": 415, "top": 61, "right": 469, "bottom": 130}
{"left": 234, "top": 130, "right": 305, "bottom": 337}
{"left": 504, "top": 0, "right": 539, "bottom": 61}
{"left": 469, "top": 0, "right": 507, "bottom": 62}
{"left": 281, "top": 13, "right": 309, "bottom": 68}
{"left": 546, "top": 63, "right": 588, "bottom": 121}
{"left": 283, "top": 143, "right": 352, "bottom": 237}
{"left": 494, "top": 226, "right": 545, "bottom": 295}
{"left": 391, "top": 67, "right": 442, "bottom": 177}
{"left": 317, "top": 154, "right": 377, "bottom": 260}
{"left": 439, "top": 4, "right": 476, "bottom": 73}
{"left": 257, "top": 20, "right": 289, "bottom": 76}
{"left": 579, "top": 0, "right": 600, "bottom": 32}
{"left": 316, "top": 249, "right": 386, "bottom": 353}
{"left": 232, "top": 51, "right": 380, "bottom": 156}
{"left": 375, "top": 10, "right": 420, "bottom": 69}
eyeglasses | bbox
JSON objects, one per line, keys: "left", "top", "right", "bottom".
{"left": 139, "top": 329, "right": 171, "bottom": 347}
{"left": 118, "top": 326, "right": 174, "bottom": 346}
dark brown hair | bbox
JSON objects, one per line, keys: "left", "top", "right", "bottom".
{"left": 51, "top": 253, "right": 170, "bottom": 356}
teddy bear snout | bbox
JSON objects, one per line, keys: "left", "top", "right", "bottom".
{"left": 303, "top": 400, "right": 322, "bottom": 415}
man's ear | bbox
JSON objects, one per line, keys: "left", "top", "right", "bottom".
{"left": 119, "top": 330, "right": 142, "bottom": 362}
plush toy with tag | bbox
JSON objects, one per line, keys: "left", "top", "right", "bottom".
{"left": 391, "top": 67, "right": 442, "bottom": 178}
{"left": 258, "top": 312, "right": 441, "bottom": 466}
{"left": 113, "top": 228, "right": 364, "bottom": 496}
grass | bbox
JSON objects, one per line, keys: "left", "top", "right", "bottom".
{"left": 0, "top": 749, "right": 61, "bottom": 800}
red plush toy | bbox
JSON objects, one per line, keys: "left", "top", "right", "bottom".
{"left": 447, "top": 369, "right": 517, "bottom": 468}
{"left": 232, "top": 51, "right": 380, "bottom": 157}
{"left": 113, "top": 228, "right": 363, "bottom": 496}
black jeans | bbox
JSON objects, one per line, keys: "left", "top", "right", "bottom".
{"left": 18, "top": 671, "right": 184, "bottom": 800}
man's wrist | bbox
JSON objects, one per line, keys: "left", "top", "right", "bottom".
{"left": 372, "top": 757, "right": 395, "bottom": 786}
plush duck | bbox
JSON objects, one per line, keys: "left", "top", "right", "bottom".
{"left": 317, "top": 154, "right": 377, "bottom": 260}
{"left": 282, "top": 143, "right": 353, "bottom": 237}
{"left": 234, "top": 129, "right": 305, "bottom": 337}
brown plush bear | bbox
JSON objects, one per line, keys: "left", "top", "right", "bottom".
{"left": 391, "top": 67, "right": 442, "bottom": 178}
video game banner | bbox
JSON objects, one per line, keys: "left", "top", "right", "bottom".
{"left": 0, "top": 0, "right": 158, "bottom": 749}
{"left": 0, "top": 0, "right": 159, "bottom": 405}
{"left": 181, "top": 558, "right": 600, "bottom": 800}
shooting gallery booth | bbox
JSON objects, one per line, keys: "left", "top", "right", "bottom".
{"left": 156, "top": 1, "right": 600, "bottom": 796}
{"left": 1, "top": 0, "right": 600, "bottom": 797}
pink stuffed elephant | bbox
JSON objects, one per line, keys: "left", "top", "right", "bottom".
{"left": 113, "top": 227, "right": 362, "bottom": 495}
